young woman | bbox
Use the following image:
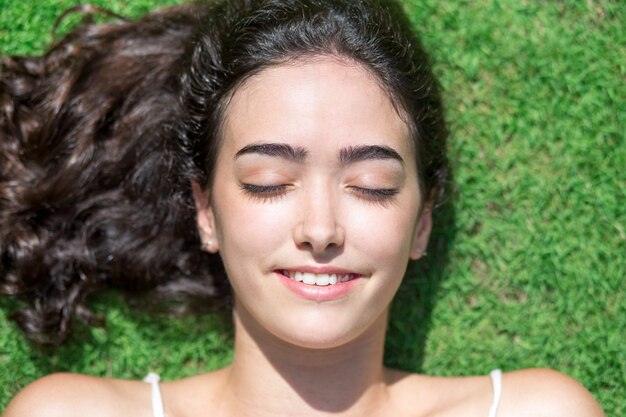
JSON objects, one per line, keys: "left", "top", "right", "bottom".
{"left": 1, "top": 0, "right": 605, "bottom": 416}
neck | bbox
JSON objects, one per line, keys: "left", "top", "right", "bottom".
{"left": 218, "top": 303, "right": 390, "bottom": 417}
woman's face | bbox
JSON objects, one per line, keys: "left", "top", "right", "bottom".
{"left": 195, "top": 57, "right": 432, "bottom": 349}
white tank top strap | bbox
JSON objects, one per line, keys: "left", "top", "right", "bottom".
{"left": 143, "top": 372, "right": 166, "bottom": 417}
{"left": 487, "top": 369, "right": 503, "bottom": 417}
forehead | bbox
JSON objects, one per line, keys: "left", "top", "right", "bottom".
{"left": 220, "top": 57, "right": 413, "bottom": 162}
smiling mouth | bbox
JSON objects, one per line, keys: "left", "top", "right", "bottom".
{"left": 278, "top": 270, "right": 358, "bottom": 286}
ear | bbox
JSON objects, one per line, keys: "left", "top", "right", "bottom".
{"left": 409, "top": 205, "right": 433, "bottom": 260}
{"left": 192, "top": 181, "right": 219, "bottom": 253}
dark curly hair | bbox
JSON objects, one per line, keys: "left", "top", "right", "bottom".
{"left": 0, "top": 0, "right": 448, "bottom": 345}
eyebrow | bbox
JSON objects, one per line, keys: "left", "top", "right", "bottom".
{"left": 235, "top": 143, "right": 307, "bottom": 162}
{"left": 234, "top": 142, "right": 404, "bottom": 165}
{"left": 339, "top": 145, "right": 404, "bottom": 166}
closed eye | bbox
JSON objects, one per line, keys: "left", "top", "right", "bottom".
{"left": 240, "top": 183, "right": 290, "bottom": 201}
{"left": 348, "top": 186, "right": 399, "bottom": 204}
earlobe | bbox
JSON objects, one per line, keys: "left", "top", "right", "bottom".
{"left": 192, "top": 181, "right": 219, "bottom": 253}
{"left": 410, "top": 207, "right": 433, "bottom": 260}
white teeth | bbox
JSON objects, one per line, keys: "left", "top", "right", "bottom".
{"left": 329, "top": 274, "right": 337, "bottom": 285}
{"left": 316, "top": 274, "right": 330, "bottom": 286}
{"left": 284, "top": 271, "right": 352, "bottom": 286}
{"left": 302, "top": 273, "right": 316, "bottom": 285}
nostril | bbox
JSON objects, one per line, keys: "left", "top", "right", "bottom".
{"left": 295, "top": 229, "right": 345, "bottom": 255}
{"left": 293, "top": 198, "right": 345, "bottom": 252}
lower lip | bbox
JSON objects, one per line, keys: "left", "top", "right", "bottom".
{"left": 276, "top": 272, "right": 361, "bottom": 301}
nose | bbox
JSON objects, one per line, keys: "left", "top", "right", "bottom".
{"left": 293, "top": 187, "right": 345, "bottom": 254}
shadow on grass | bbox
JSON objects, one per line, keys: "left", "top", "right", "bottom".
{"left": 384, "top": 180, "right": 457, "bottom": 373}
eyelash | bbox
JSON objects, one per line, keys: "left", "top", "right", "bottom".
{"left": 240, "top": 184, "right": 289, "bottom": 201}
{"left": 348, "top": 186, "right": 399, "bottom": 205}
{"left": 241, "top": 183, "right": 399, "bottom": 204}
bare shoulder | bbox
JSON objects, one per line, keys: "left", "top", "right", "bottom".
{"left": 3, "top": 373, "right": 152, "bottom": 417}
{"left": 384, "top": 368, "right": 605, "bottom": 417}
{"left": 500, "top": 368, "right": 605, "bottom": 417}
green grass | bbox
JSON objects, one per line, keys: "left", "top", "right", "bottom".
{"left": 1, "top": 0, "right": 624, "bottom": 415}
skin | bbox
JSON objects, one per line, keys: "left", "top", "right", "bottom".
{"left": 3, "top": 58, "right": 605, "bottom": 417}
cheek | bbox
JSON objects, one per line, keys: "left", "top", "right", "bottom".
{"left": 213, "top": 188, "right": 292, "bottom": 264}
{"left": 342, "top": 200, "right": 419, "bottom": 269}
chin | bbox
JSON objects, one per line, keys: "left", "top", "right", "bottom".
{"left": 235, "top": 294, "right": 389, "bottom": 351}
{"left": 267, "top": 310, "right": 387, "bottom": 351}
{"left": 281, "top": 327, "right": 358, "bottom": 350}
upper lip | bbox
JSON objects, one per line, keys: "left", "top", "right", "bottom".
{"left": 277, "top": 265, "right": 361, "bottom": 276}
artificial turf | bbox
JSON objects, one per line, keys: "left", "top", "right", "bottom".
{"left": 0, "top": 0, "right": 624, "bottom": 415}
